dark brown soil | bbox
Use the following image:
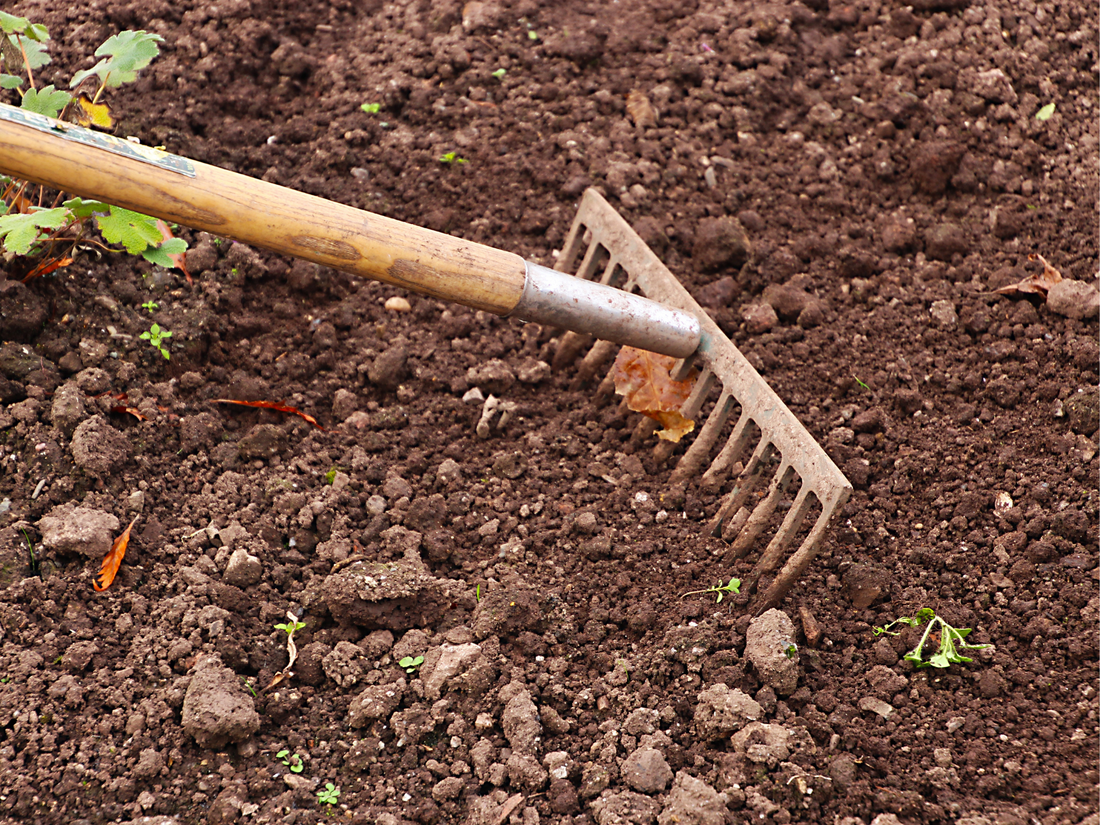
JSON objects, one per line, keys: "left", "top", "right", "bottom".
{"left": 1, "top": 1, "right": 1097, "bottom": 825}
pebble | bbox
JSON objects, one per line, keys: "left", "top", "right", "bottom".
{"left": 929, "top": 300, "right": 958, "bottom": 329}
{"left": 744, "top": 609, "right": 800, "bottom": 695}
{"left": 693, "top": 684, "right": 763, "bottom": 739}
{"left": 693, "top": 216, "right": 751, "bottom": 272}
{"left": 924, "top": 223, "right": 969, "bottom": 261}
{"left": 181, "top": 656, "right": 260, "bottom": 748}
{"left": 858, "top": 696, "right": 895, "bottom": 720}
{"left": 1046, "top": 279, "right": 1100, "bottom": 320}
{"left": 223, "top": 547, "right": 262, "bottom": 587}
{"left": 38, "top": 503, "right": 119, "bottom": 558}
{"left": 385, "top": 296, "right": 412, "bottom": 312}
{"left": 621, "top": 747, "right": 672, "bottom": 794}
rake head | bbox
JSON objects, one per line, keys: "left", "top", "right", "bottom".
{"left": 552, "top": 189, "right": 852, "bottom": 614}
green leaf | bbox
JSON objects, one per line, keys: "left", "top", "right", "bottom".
{"left": 0, "top": 74, "right": 22, "bottom": 89}
{"left": 141, "top": 237, "right": 186, "bottom": 268}
{"left": 0, "top": 206, "right": 70, "bottom": 254}
{"left": 360, "top": 102, "right": 380, "bottom": 113}
{"left": 21, "top": 38, "right": 50, "bottom": 70}
{"left": 0, "top": 12, "right": 31, "bottom": 35}
{"left": 26, "top": 23, "right": 48, "bottom": 42}
{"left": 70, "top": 30, "right": 162, "bottom": 89}
{"left": 95, "top": 206, "right": 161, "bottom": 254}
{"left": 62, "top": 197, "right": 109, "bottom": 219}
{"left": 21, "top": 85, "right": 71, "bottom": 118}
{"left": 1035, "top": 102, "right": 1055, "bottom": 121}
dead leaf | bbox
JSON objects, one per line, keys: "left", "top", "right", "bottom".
{"left": 994, "top": 253, "right": 1063, "bottom": 299}
{"left": 94, "top": 516, "right": 137, "bottom": 592}
{"left": 110, "top": 405, "right": 147, "bottom": 421}
{"left": 492, "top": 794, "right": 526, "bottom": 825}
{"left": 626, "top": 89, "right": 658, "bottom": 128}
{"left": 155, "top": 219, "right": 191, "bottom": 284}
{"left": 612, "top": 346, "right": 697, "bottom": 442}
{"left": 21, "top": 255, "right": 73, "bottom": 284}
{"left": 213, "top": 398, "right": 324, "bottom": 430}
{"left": 73, "top": 94, "right": 113, "bottom": 130}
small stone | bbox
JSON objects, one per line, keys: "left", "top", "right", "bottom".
{"left": 368, "top": 344, "right": 409, "bottom": 390}
{"left": 1046, "top": 279, "right": 1100, "bottom": 320}
{"left": 70, "top": 415, "right": 131, "bottom": 474}
{"left": 385, "top": 296, "right": 412, "bottom": 312}
{"left": 658, "top": 771, "right": 727, "bottom": 825}
{"left": 621, "top": 747, "right": 672, "bottom": 794}
{"left": 741, "top": 302, "right": 778, "bottom": 334}
{"left": 182, "top": 656, "right": 260, "bottom": 748}
{"left": 693, "top": 217, "right": 751, "bottom": 272}
{"left": 925, "top": 223, "right": 969, "bottom": 261}
{"left": 693, "top": 684, "right": 763, "bottom": 739}
{"left": 744, "top": 609, "right": 800, "bottom": 695}
{"left": 858, "top": 696, "right": 895, "bottom": 720}
{"left": 332, "top": 388, "right": 358, "bottom": 421}
{"left": 929, "top": 300, "right": 958, "bottom": 329}
{"left": 223, "top": 547, "right": 262, "bottom": 587}
{"left": 39, "top": 503, "right": 119, "bottom": 558}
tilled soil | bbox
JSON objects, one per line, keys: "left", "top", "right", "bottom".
{"left": 0, "top": 1, "right": 1097, "bottom": 824}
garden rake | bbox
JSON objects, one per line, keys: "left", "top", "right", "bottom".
{"left": 0, "top": 105, "right": 850, "bottom": 611}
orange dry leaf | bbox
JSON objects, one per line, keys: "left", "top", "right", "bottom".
{"left": 22, "top": 255, "right": 74, "bottom": 284}
{"left": 110, "top": 405, "right": 147, "bottom": 421}
{"left": 612, "top": 345, "right": 697, "bottom": 442}
{"left": 94, "top": 516, "right": 137, "bottom": 592}
{"left": 214, "top": 399, "right": 324, "bottom": 430}
{"left": 994, "top": 253, "right": 1063, "bottom": 299}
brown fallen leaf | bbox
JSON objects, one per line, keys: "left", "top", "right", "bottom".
{"left": 994, "top": 253, "right": 1063, "bottom": 299}
{"left": 155, "top": 219, "right": 191, "bottom": 284}
{"left": 626, "top": 89, "right": 658, "bottom": 128}
{"left": 94, "top": 516, "right": 137, "bottom": 592}
{"left": 110, "top": 405, "right": 147, "bottom": 421}
{"left": 612, "top": 346, "right": 697, "bottom": 442}
{"left": 213, "top": 398, "right": 324, "bottom": 430}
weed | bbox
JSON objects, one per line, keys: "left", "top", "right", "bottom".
{"left": 398, "top": 655, "right": 424, "bottom": 674}
{"left": 1035, "top": 102, "right": 1055, "bottom": 121}
{"left": 276, "top": 749, "right": 304, "bottom": 774}
{"left": 782, "top": 641, "right": 798, "bottom": 659}
{"left": 853, "top": 376, "right": 870, "bottom": 391}
{"left": 241, "top": 677, "right": 257, "bottom": 697}
{"left": 316, "top": 782, "right": 340, "bottom": 806}
{"left": 139, "top": 322, "right": 172, "bottom": 360}
{"left": 141, "top": 299, "right": 159, "bottom": 312}
{"left": 438, "top": 151, "right": 468, "bottom": 165}
{"left": 323, "top": 465, "right": 344, "bottom": 485}
{"left": 360, "top": 102, "right": 380, "bottom": 114}
{"left": 274, "top": 618, "right": 306, "bottom": 635}
{"left": 0, "top": 15, "right": 187, "bottom": 280}
{"left": 873, "top": 607, "right": 991, "bottom": 669}
{"left": 19, "top": 527, "right": 38, "bottom": 577}
{"left": 491, "top": 68, "right": 506, "bottom": 80}
{"left": 681, "top": 577, "right": 741, "bottom": 604}
{"left": 475, "top": 583, "right": 482, "bottom": 603}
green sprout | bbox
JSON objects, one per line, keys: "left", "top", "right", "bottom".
{"left": 139, "top": 322, "right": 172, "bottom": 360}
{"left": 873, "top": 607, "right": 992, "bottom": 669}
{"left": 854, "top": 376, "right": 870, "bottom": 391}
{"left": 360, "top": 102, "right": 381, "bottom": 114}
{"left": 324, "top": 465, "right": 344, "bottom": 485}
{"left": 241, "top": 677, "right": 257, "bottom": 697}
{"left": 782, "top": 641, "right": 798, "bottom": 659}
{"left": 475, "top": 583, "right": 482, "bottom": 603}
{"left": 20, "top": 527, "right": 38, "bottom": 577}
{"left": 681, "top": 577, "right": 741, "bottom": 604}
{"left": 1035, "top": 102, "right": 1055, "bottom": 121}
{"left": 274, "top": 618, "right": 306, "bottom": 635}
{"left": 317, "top": 782, "right": 340, "bottom": 806}
{"left": 398, "top": 655, "right": 424, "bottom": 674}
{"left": 491, "top": 68, "right": 506, "bottom": 80}
{"left": 276, "top": 749, "right": 304, "bottom": 774}
{"left": 141, "top": 299, "right": 159, "bottom": 312}
{"left": 438, "top": 151, "right": 468, "bottom": 165}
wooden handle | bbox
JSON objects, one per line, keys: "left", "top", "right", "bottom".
{"left": 0, "top": 103, "right": 526, "bottom": 314}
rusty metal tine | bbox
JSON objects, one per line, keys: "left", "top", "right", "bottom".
{"left": 707, "top": 440, "right": 774, "bottom": 538}
{"left": 701, "top": 413, "right": 755, "bottom": 486}
{"left": 669, "top": 390, "right": 735, "bottom": 486}
{"left": 653, "top": 367, "right": 715, "bottom": 464}
{"left": 748, "top": 483, "right": 813, "bottom": 577}
{"left": 728, "top": 463, "right": 796, "bottom": 559}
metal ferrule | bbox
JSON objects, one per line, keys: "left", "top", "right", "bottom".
{"left": 508, "top": 262, "right": 701, "bottom": 358}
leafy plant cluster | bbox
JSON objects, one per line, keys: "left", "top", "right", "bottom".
{"left": 0, "top": 14, "right": 186, "bottom": 279}
{"left": 874, "top": 608, "right": 992, "bottom": 669}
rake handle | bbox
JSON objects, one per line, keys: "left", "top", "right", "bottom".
{"left": 0, "top": 102, "right": 526, "bottom": 314}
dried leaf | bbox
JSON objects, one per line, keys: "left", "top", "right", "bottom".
{"left": 994, "top": 254, "right": 1063, "bottom": 299}
{"left": 21, "top": 255, "right": 73, "bottom": 283}
{"left": 626, "top": 89, "right": 658, "bottom": 128}
{"left": 612, "top": 346, "right": 696, "bottom": 442}
{"left": 110, "top": 405, "right": 147, "bottom": 421}
{"left": 214, "top": 398, "right": 324, "bottom": 430}
{"left": 73, "top": 93, "right": 113, "bottom": 129}
{"left": 94, "top": 516, "right": 137, "bottom": 591}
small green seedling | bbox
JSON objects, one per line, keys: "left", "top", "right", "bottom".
{"left": 276, "top": 749, "right": 304, "bottom": 774}
{"left": 1035, "top": 102, "right": 1055, "bottom": 121}
{"left": 399, "top": 655, "right": 424, "bottom": 674}
{"left": 141, "top": 299, "right": 159, "bottom": 312}
{"left": 491, "top": 68, "right": 506, "bottom": 80}
{"left": 475, "top": 583, "right": 482, "bottom": 603}
{"left": 873, "top": 607, "right": 991, "bottom": 669}
{"left": 681, "top": 577, "right": 741, "bottom": 604}
{"left": 317, "top": 782, "right": 340, "bottom": 806}
{"left": 275, "top": 618, "right": 306, "bottom": 635}
{"left": 139, "top": 322, "right": 172, "bottom": 359}
{"left": 438, "top": 151, "right": 468, "bottom": 165}
{"left": 360, "top": 102, "right": 381, "bottom": 114}
{"left": 782, "top": 641, "right": 798, "bottom": 659}
{"left": 854, "top": 376, "right": 870, "bottom": 391}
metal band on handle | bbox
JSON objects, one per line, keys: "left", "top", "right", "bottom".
{"left": 508, "top": 262, "right": 701, "bottom": 358}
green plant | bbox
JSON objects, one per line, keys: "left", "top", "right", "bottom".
{"left": 873, "top": 608, "right": 991, "bottom": 669}
{"left": 782, "top": 641, "right": 798, "bottom": 659}
{"left": 141, "top": 299, "right": 159, "bottom": 312}
{"left": 276, "top": 749, "right": 304, "bottom": 774}
{"left": 681, "top": 576, "right": 741, "bottom": 604}
{"left": 139, "top": 322, "right": 172, "bottom": 360}
{"left": 0, "top": 15, "right": 187, "bottom": 280}
{"left": 854, "top": 376, "right": 870, "bottom": 391}
{"left": 398, "top": 655, "right": 424, "bottom": 674}
{"left": 275, "top": 618, "right": 306, "bottom": 635}
{"left": 491, "top": 68, "right": 506, "bottom": 80}
{"left": 360, "top": 102, "right": 381, "bottom": 113}
{"left": 316, "top": 782, "right": 340, "bottom": 806}
{"left": 241, "top": 677, "right": 257, "bottom": 697}
{"left": 20, "top": 527, "right": 38, "bottom": 577}
{"left": 1035, "top": 102, "right": 1055, "bottom": 121}
{"left": 438, "top": 151, "right": 468, "bottom": 165}
{"left": 323, "top": 465, "right": 344, "bottom": 485}
{"left": 475, "top": 583, "right": 482, "bottom": 603}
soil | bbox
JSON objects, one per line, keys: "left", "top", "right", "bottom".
{"left": 0, "top": 1, "right": 1097, "bottom": 825}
